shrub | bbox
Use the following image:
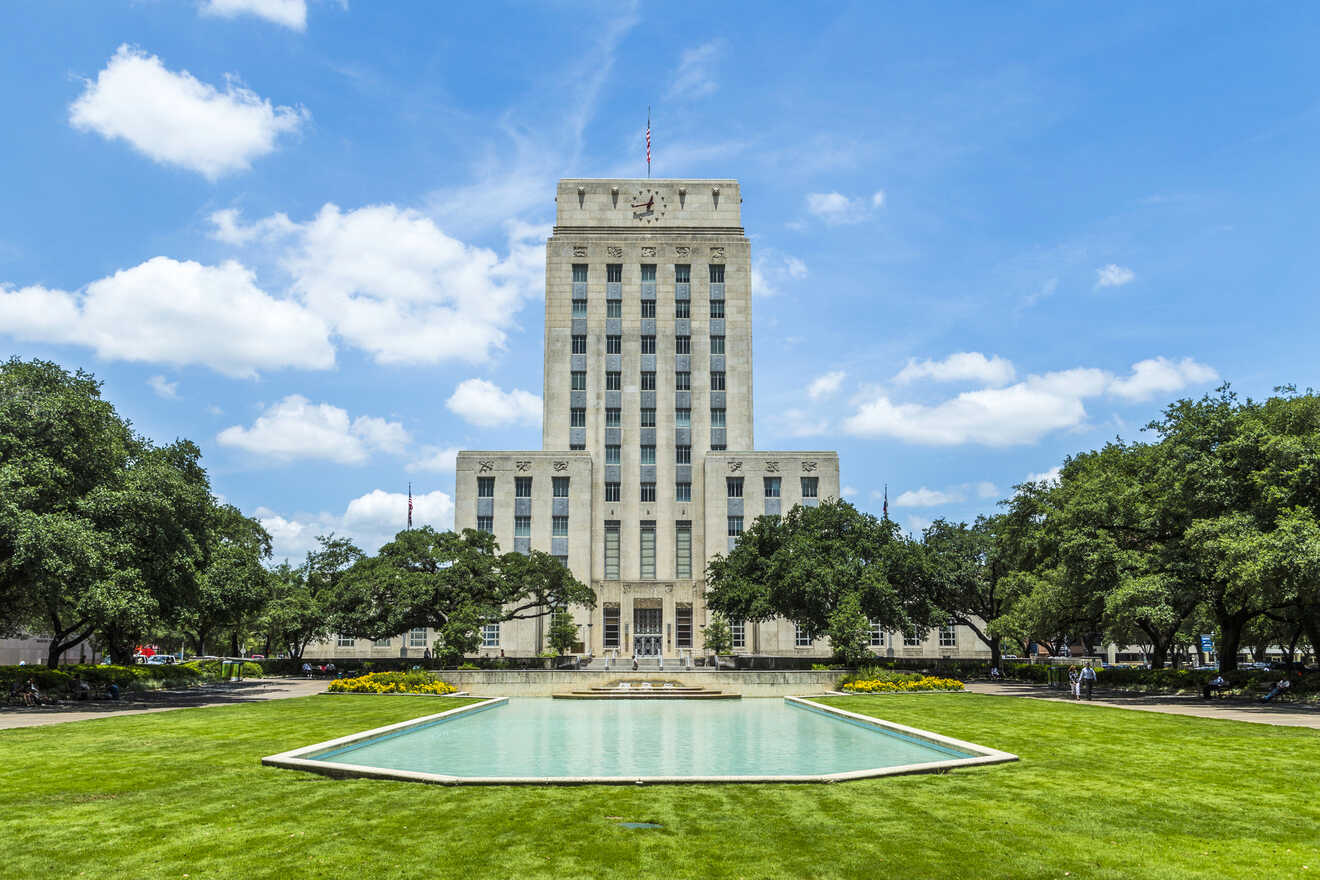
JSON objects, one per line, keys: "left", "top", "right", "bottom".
{"left": 840, "top": 675, "right": 965, "bottom": 694}
{"left": 326, "top": 671, "right": 457, "bottom": 695}
{"left": 1, "top": 663, "right": 207, "bottom": 696}
{"left": 180, "top": 660, "right": 263, "bottom": 680}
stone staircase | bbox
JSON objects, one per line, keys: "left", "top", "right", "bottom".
{"left": 552, "top": 679, "right": 739, "bottom": 700}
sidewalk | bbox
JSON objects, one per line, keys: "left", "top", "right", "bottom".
{"left": 0, "top": 678, "right": 327, "bottom": 730}
{"left": 966, "top": 680, "right": 1320, "bottom": 729}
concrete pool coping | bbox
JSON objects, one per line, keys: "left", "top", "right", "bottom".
{"left": 261, "top": 695, "right": 1018, "bottom": 785}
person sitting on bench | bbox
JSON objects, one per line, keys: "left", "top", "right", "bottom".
{"left": 1205, "top": 674, "right": 1229, "bottom": 699}
{"left": 1260, "top": 677, "right": 1291, "bottom": 703}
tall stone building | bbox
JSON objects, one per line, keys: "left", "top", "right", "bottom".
{"left": 453, "top": 178, "right": 840, "bottom": 660}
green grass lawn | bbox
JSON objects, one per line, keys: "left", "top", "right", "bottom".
{"left": 2, "top": 693, "right": 1316, "bottom": 880}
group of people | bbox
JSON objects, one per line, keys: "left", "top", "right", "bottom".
{"left": 1067, "top": 663, "right": 1098, "bottom": 700}
{"left": 301, "top": 662, "right": 337, "bottom": 679}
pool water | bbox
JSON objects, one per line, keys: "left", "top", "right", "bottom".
{"left": 310, "top": 698, "right": 972, "bottom": 779}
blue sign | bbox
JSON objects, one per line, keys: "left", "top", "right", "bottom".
{"left": 1199, "top": 634, "right": 1215, "bottom": 653}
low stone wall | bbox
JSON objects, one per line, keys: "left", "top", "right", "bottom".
{"left": 440, "top": 669, "right": 841, "bottom": 697}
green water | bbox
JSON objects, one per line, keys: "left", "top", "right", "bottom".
{"left": 313, "top": 698, "right": 971, "bottom": 778}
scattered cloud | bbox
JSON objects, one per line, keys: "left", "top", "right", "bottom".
{"left": 841, "top": 486, "right": 858, "bottom": 498}
{"left": 1025, "top": 466, "right": 1062, "bottom": 486}
{"left": 871, "top": 190, "right": 886, "bottom": 208}
{"left": 905, "top": 515, "right": 933, "bottom": 536}
{"left": 445, "top": 378, "right": 541, "bottom": 428}
{"left": 199, "top": 0, "right": 307, "bottom": 30}
{"left": 895, "top": 352, "right": 1016, "bottom": 387}
{"left": 780, "top": 407, "right": 827, "bottom": 438}
{"left": 807, "top": 370, "right": 846, "bottom": 400}
{"left": 147, "top": 375, "right": 178, "bottom": 399}
{"left": 258, "top": 488, "right": 455, "bottom": 560}
{"left": 0, "top": 257, "right": 333, "bottom": 378}
{"left": 407, "top": 445, "right": 461, "bottom": 474}
{"left": 1095, "top": 263, "right": 1135, "bottom": 289}
{"left": 973, "top": 480, "right": 1000, "bottom": 500}
{"left": 805, "top": 191, "right": 873, "bottom": 225}
{"left": 217, "top": 395, "right": 409, "bottom": 464}
{"left": 751, "top": 249, "right": 807, "bottom": 297}
{"left": 667, "top": 39, "right": 725, "bottom": 99}
{"left": 1019, "top": 277, "right": 1059, "bottom": 310}
{"left": 894, "top": 486, "right": 963, "bottom": 507}
{"left": 69, "top": 45, "right": 306, "bottom": 179}
{"left": 1108, "top": 357, "right": 1218, "bottom": 402}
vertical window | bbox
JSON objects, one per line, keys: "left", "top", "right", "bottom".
{"left": 554, "top": 554, "right": 569, "bottom": 567}
{"left": 552, "top": 515, "right": 569, "bottom": 537}
{"left": 640, "top": 482, "right": 656, "bottom": 502}
{"left": 675, "top": 521, "right": 692, "bottom": 579}
{"left": 711, "top": 439, "right": 726, "bottom": 451}
{"left": 675, "top": 371, "right": 691, "bottom": 390}
{"left": 732, "top": 621, "right": 746, "bottom": 649}
{"left": 603, "top": 605, "right": 621, "bottom": 648}
{"left": 710, "top": 300, "right": 725, "bottom": 318}
{"left": 640, "top": 408, "right": 656, "bottom": 427}
{"left": 515, "top": 477, "right": 532, "bottom": 498}
{"left": 604, "top": 521, "right": 620, "bottom": 579}
{"left": 675, "top": 300, "right": 690, "bottom": 318}
{"left": 514, "top": 516, "right": 531, "bottom": 537}
{"left": 607, "top": 300, "right": 622, "bottom": 318}
{"left": 482, "top": 622, "right": 500, "bottom": 648}
{"left": 764, "top": 477, "right": 781, "bottom": 498}
{"left": 675, "top": 336, "right": 691, "bottom": 354}
{"left": 711, "top": 371, "right": 726, "bottom": 390}
{"left": 641, "top": 371, "right": 656, "bottom": 390}
{"left": 572, "top": 335, "right": 587, "bottom": 354}
{"left": 477, "top": 477, "right": 494, "bottom": 498}
{"left": 373, "top": 637, "right": 391, "bottom": 647}
{"left": 904, "top": 631, "right": 922, "bottom": 647}
{"left": 606, "top": 371, "right": 621, "bottom": 390}
{"left": 641, "top": 335, "right": 656, "bottom": 354}
{"left": 710, "top": 335, "right": 725, "bottom": 354}
{"left": 641, "top": 300, "right": 656, "bottom": 318}
{"left": 572, "top": 298, "right": 587, "bottom": 317}
{"left": 709, "top": 264, "right": 725, "bottom": 283}
{"left": 605, "top": 408, "right": 621, "bottom": 427}
{"left": 337, "top": 634, "right": 355, "bottom": 647}
{"left": 605, "top": 444, "right": 620, "bottom": 464}
{"left": 676, "top": 445, "right": 691, "bottom": 464}
{"left": 675, "top": 482, "right": 691, "bottom": 502}
{"left": 640, "top": 445, "right": 656, "bottom": 465}
{"left": 640, "top": 521, "right": 656, "bottom": 578}
{"left": 570, "top": 441, "right": 585, "bottom": 451}
{"left": 795, "top": 624, "right": 813, "bottom": 647}
{"left": 605, "top": 482, "right": 621, "bottom": 502}
{"left": 607, "top": 335, "right": 622, "bottom": 354}
{"left": 870, "top": 620, "right": 885, "bottom": 647}
{"left": 727, "top": 477, "right": 743, "bottom": 498}
{"left": 607, "top": 264, "right": 622, "bottom": 283}
{"left": 801, "top": 477, "right": 819, "bottom": 498}
{"left": 553, "top": 477, "right": 570, "bottom": 497}
{"left": 675, "top": 408, "right": 691, "bottom": 427}
{"left": 727, "top": 516, "right": 743, "bottom": 537}
{"left": 570, "top": 408, "right": 586, "bottom": 427}
{"left": 675, "top": 264, "right": 691, "bottom": 284}
{"left": 939, "top": 622, "right": 957, "bottom": 648}
{"left": 571, "top": 370, "right": 586, "bottom": 390}
{"left": 676, "top": 604, "right": 693, "bottom": 649}
{"left": 641, "top": 264, "right": 657, "bottom": 283}
{"left": 572, "top": 264, "right": 588, "bottom": 283}
{"left": 476, "top": 515, "right": 493, "bottom": 533}
{"left": 711, "top": 408, "right": 726, "bottom": 428}
{"left": 409, "top": 627, "right": 428, "bottom": 648}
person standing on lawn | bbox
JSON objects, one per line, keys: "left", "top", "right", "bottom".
{"left": 1080, "top": 662, "right": 1097, "bottom": 700}
{"left": 1068, "top": 666, "right": 1080, "bottom": 699}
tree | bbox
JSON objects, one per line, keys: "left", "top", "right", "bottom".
{"left": 825, "top": 592, "right": 872, "bottom": 666}
{"left": 703, "top": 613, "right": 733, "bottom": 656}
{"left": 0, "top": 359, "right": 211, "bottom": 665}
{"left": 176, "top": 500, "right": 273, "bottom": 656}
{"left": 547, "top": 609, "right": 579, "bottom": 656}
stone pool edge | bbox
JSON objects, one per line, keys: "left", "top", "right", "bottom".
{"left": 261, "top": 695, "right": 1018, "bottom": 786}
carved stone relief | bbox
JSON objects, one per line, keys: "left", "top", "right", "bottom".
{"left": 477, "top": 459, "right": 495, "bottom": 473}
{"left": 572, "top": 245, "right": 588, "bottom": 258}
{"left": 802, "top": 460, "right": 818, "bottom": 472}
{"left": 710, "top": 246, "right": 725, "bottom": 261}
{"left": 674, "top": 246, "right": 690, "bottom": 257}
{"left": 552, "top": 460, "right": 569, "bottom": 472}
{"left": 515, "top": 460, "right": 531, "bottom": 472}
{"left": 764, "top": 460, "right": 780, "bottom": 473}
{"left": 607, "top": 246, "right": 623, "bottom": 258}
{"left": 640, "top": 246, "right": 656, "bottom": 258}
{"left": 727, "top": 459, "right": 743, "bottom": 472}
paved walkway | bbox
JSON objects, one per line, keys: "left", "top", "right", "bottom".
{"left": 0, "top": 678, "right": 326, "bottom": 730}
{"left": 965, "top": 680, "right": 1320, "bottom": 729}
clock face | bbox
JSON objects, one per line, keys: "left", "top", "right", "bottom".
{"left": 630, "top": 188, "right": 667, "bottom": 223}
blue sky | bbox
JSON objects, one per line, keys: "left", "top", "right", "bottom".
{"left": 3, "top": 1, "right": 1318, "bottom": 561}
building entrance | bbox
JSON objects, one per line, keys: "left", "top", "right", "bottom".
{"left": 633, "top": 607, "right": 662, "bottom": 657}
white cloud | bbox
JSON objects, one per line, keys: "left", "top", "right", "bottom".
{"left": 407, "top": 445, "right": 461, "bottom": 474}
{"left": 905, "top": 515, "right": 933, "bottom": 536}
{"left": 751, "top": 250, "right": 807, "bottom": 297}
{"left": 667, "top": 39, "right": 725, "bottom": 99}
{"left": 1020, "top": 277, "right": 1058, "bottom": 310}
{"left": 871, "top": 190, "right": 886, "bottom": 208}
{"left": 780, "top": 407, "right": 828, "bottom": 437}
{"left": 841, "top": 486, "right": 858, "bottom": 498}
{"left": 214, "top": 205, "right": 544, "bottom": 365}
{"left": 894, "top": 487, "right": 964, "bottom": 507}
{"left": 1108, "top": 357, "right": 1218, "bottom": 402}
{"left": 217, "top": 395, "right": 409, "bottom": 464}
{"left": 0, "top": 257, "right": 333, "bottom": 378}
{"left": 846, "top": 357, "right": 1217, "bottom": 446}
{"left": 199, "top": 0, "right": 307, "bottom": 30}
{"left": 1095, "top": 264, "right": 1136, "bottom": 289}
{"left": 258, "top": 488, "right": 455, "bottom": 561}
{"left": 807, "top": 370, "right": 846, "bottom": 400}
{"left": 1026, "top": 466, "right": 1062, "bottom": 485}
{"left": 805, "top": 191, "right": 871, "bottom": 225}
{"left": 147, "top": 375, "right": 178, "bottom": 399}
{"left": 973, "top": 481, "right": 1000, "bottom": 500}
{"left": 895, "top": 352, "right": 1016, "bottom": 387}
{"left": 69, "top": 45, "right": 306, "bottom": 179}
{"left": 445, "top": 379, "right": 541, "bottom": 428}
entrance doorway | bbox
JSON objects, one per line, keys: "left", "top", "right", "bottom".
{"left": 633, "top": 607, "right": 662, "bottom": 657}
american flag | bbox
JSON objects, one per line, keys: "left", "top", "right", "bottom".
{"left": 646, "top": 108, "right": 651, "bottom": 177}
{"left": 407, "top": 482, "right": 413, "bottom": 529}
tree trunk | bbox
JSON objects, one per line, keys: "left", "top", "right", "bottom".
{"left": 1149, "top": 639, "right": 1169, "bottom": 669}
{"left": 230, "top": 629, "right": 240, "bottom": 657}
{"left": 1218, "top": 616, "right": 1248, "bottom": 672}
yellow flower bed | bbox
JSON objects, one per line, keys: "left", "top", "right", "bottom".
{"left": 841, "top": 676, "right": 964, "bottom": 694}
{"left": 326, "top": 671, "right": 457, "bottom": 695}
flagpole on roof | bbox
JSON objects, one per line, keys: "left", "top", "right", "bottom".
{"left": 407, "top": 482, "right": 413, "bottom": 530}
{"left": 647, "top": 106, "right": 651, "bottom": 179}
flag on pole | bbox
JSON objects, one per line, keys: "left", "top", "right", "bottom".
{"left": 646, "top": 107, "right": 651, "bottom": 178}
{"left": 407, "top": 482, "right": 413, "bottom": 529}
{"left": 883, "top": 484, "right": 888, "bottom": 520}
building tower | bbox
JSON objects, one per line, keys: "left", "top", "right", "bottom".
{"left": 455, "top": 179, "right": 840, "bottom": 660}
